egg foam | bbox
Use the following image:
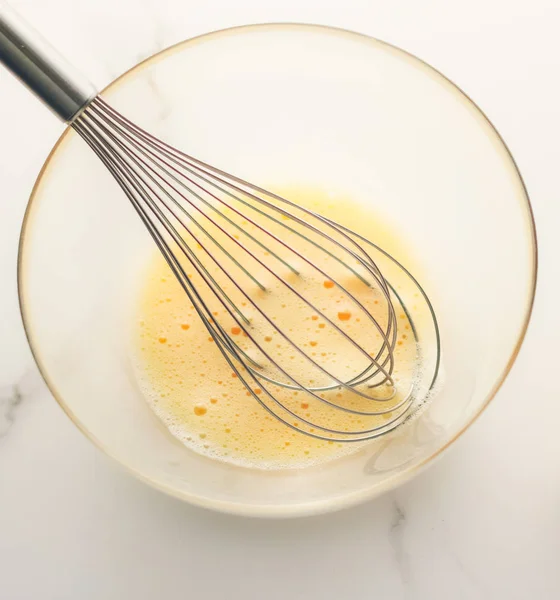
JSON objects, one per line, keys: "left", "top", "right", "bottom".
{"left": 131, "top": 186, "right": 423, "bottom": 470}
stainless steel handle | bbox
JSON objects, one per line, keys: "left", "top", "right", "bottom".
{"left": 0, "top": 2, "right": 96, "bottom": 122}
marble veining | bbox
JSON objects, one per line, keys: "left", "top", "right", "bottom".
{"left": 389, "top": 496, "right": 413, "bottom": 594}
{"left": 0, "top": 383, "right": 23, "bottom": 438}
{"left": 0, "top": 368, "right": 42, "bottom": 439}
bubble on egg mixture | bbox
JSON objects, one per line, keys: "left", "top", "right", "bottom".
{"left": 131, "top": 187, "right": 425, "bottom": 470}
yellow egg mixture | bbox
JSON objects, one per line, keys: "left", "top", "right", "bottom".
{"left": 131, "top": 186, "right": 421, "bottom": 469}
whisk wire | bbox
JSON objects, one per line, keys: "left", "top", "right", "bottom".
{"left": 71, "top": 96, "right": 441, "bottom": 442}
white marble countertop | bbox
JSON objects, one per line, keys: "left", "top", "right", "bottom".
{"left": 1, "top": 0, "right": 559, "bottom": 598}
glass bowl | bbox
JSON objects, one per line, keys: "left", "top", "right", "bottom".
{"left": 18, "top": 24, "right": 536, "bottom": 517}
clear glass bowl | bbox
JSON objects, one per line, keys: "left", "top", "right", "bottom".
{"left": 18, "top": 24, "right": 536, "bottom": 517}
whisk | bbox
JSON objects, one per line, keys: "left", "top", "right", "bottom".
{"left": 0, "top": 3, "right": 440, "bottom": 442}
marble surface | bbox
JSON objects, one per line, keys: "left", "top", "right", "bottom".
{"left": 1, "top": 0, "right": 559, "bottom": 598}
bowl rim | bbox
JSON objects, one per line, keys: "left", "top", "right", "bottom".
{"left": 17, "top": 22, "right": 538, "bottom": 518}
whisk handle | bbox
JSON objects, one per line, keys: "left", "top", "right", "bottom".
{"left": 0, "top": 2, "right": 96, "bottom": 122}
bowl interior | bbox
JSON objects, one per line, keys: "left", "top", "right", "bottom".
{"left": 19, "top": 24, "right": 535, "bottom": 516}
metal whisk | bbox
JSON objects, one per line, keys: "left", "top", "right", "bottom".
{"left": 0, "top": 3, "right": 440, "bottom": 442}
